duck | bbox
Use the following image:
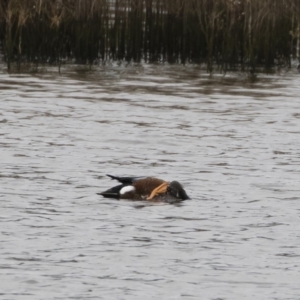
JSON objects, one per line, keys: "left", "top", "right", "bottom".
{"left": 98, "top": 174, "right": 190, "bottom": 202}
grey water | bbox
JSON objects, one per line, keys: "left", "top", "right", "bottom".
{"left": 1, "top": 64, "right": 300, "bottom": 300}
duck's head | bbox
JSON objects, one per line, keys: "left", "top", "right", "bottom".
{"left": 167, "top": 181, "right": 190, "bottom": 200}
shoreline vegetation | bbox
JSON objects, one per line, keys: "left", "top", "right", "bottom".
{"left": 0, "top": 0, "right": 300, "bottom": 73}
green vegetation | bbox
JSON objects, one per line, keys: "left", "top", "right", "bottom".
{"left": 0, "top": 0, "right": 299, "bottom": 72}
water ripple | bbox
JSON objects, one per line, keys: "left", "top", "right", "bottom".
{"left": 1, "top": 66, "right": 300, "bottom": 299}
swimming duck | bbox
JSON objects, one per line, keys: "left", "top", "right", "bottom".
{"left": 98, "top": 174, "right": 190, "bottom": 202}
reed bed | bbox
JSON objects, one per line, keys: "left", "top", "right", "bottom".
{"left": 0, "top": 0, "right": 299, "bottom": 72}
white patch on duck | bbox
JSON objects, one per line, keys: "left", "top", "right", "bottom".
{"left": 120, "top": 185, "right": 135, "bottom": 195}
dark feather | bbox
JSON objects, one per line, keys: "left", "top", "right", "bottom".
{"left": 106, "top": 174, "right": 145, "bottom": 184}
{"left": 97, "top": 184, "right": 125, "bottom": 198}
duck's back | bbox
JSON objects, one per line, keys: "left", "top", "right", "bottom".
{"left": 134, "top": 177, "right": 166, "bottom": 196}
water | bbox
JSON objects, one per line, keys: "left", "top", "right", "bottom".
{"left": 1, "top": 65, "right": 300, "bottom": 300}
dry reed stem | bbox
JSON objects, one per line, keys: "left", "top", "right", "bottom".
{"left": 0, "top": 0, "right": 299, "bottom": 71}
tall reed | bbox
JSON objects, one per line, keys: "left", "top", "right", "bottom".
{"left": 0, "top": 0, "right": 299, "bottom": 72}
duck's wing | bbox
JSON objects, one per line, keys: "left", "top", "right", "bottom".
{"left": 106, "top": 174, "right": 146, "bottom": 184}
{"left": 97, "top": 184, "right": 125, "bottom": 198}
{"left": 133, "top": 177, "right": 166, "bottom": 195}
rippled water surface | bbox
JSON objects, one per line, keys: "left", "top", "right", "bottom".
{"left": 1, "top": 65, "right": 300, "bottom": 299}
